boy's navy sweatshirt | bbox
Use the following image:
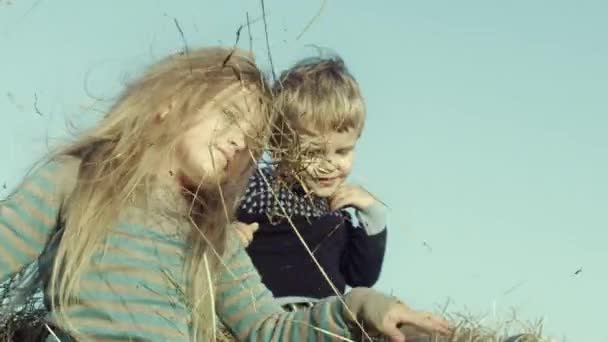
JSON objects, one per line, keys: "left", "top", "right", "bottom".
{"left": 236, "top": 167, "right": 388, "bottom": 299}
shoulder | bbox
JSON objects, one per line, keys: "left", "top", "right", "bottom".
{"left": 238, "top": 167, "right": 282, "bottom": 217}
{"left": 28, "top": 154, "right": 81, "bottom": 181}
{"left": 241, "top": 167, "right": 275, "bottom": 200}
{"left": 41, "top": 154, "right": 81, "bottom": 181}
{"left": 48, "top": 155, "right": 81, "bottom": 202}
{"left": 5, "top": 154, "right": 81, "bottom": 205}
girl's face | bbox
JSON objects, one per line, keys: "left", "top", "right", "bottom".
{"left": 175, "top": 84, "right": 266, "bottom": 186}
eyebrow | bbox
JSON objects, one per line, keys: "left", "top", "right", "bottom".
{"left": 337, "top": 144, "right": 355, "bottom": 150}
{"left": 304, "top": 143, "right": 323, "bottom": 150}
{"left": 296, "top": 125, "right": 319, "bottom": 136}
{"left": 225, "top": 102, "right": 242, "bottom": 114}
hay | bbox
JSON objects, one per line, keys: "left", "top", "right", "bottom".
{"left": 210, "top": 314, "right": 550, "bottom": 342}
{"left": 0, "top": 304, "right": 551, "bottom": 342}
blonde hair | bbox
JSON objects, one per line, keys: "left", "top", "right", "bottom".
{"left": 46, "top": 47, "right": 271, "bottom": 341}
{"left": 272, "top": 55, "right": 365, "bottom": 138}
{"left": 269, "top": 55, "right": 365, "bottom": 174}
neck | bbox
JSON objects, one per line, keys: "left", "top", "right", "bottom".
{"left": 153, "top": 152, "right": 187, "bottom": 189}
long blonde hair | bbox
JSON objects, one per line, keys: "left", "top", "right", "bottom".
{"left": 47, "top": 47, "right": 271, "bottom": 341}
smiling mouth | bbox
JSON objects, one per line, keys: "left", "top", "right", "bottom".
{"left": 316, "top": 176, "right": 340, "bottom": 186}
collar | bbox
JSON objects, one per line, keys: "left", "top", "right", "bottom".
{"left": 239, "top": 167, "right": 333, "bottom": 219}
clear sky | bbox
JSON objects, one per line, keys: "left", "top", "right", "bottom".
{"left": 1, "top": 0, "right": 606, "bottom": 340}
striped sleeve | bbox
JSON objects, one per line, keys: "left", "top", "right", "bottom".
{"left": 51, "top": 222, "right": 192, "bottom": 342}
{"left": 0, "top": 158, "right": 75, "bottom": 283}
{"left": 216, "top": 234, "right": 353, "bottom": 342}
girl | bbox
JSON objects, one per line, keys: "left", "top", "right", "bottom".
{"left": 0, "top": 47, "right": 451, "bottom": 341}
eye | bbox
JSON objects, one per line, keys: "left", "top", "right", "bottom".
{"left": 336, "top": 148, "right": 353, "bottom": 156}
{"left": 223, "top": 109, "right": 239, "bottom": 123}
{"left": 304, "top": 147, "right": 324, "bottom": 158}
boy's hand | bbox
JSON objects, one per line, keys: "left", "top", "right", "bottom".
{"left": 329, "top": 184, "right": 377, "bottom": 212}
{"left": 233, "top": 222, "right": 259, "bottom": 247}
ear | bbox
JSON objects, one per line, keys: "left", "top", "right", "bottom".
{"left": 155, "top": 101, "right": 175, "bottom": 122}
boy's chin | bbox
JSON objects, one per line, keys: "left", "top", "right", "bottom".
{"left": 307, "top": 183, "right": 340, "bottom": 198}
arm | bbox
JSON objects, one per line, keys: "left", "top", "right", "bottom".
{"left": 216, "top": 235, "right": 452, "bottom": 342}
{"left": 216, "top": 234, "right": 353, "bottom": 342}
{"left": 53, "top": 231, "right": 448, "bottom": 342}
{"left": 339, "top": 203, "right": 388, "bottom": 287}
{"left": 0, "top": 157, "right": 76, "bottom": 283}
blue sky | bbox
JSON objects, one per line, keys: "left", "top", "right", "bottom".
{"left": 1, "top": 0, "right": 606, "bottom": 340}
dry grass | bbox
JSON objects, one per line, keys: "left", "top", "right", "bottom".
{"left": 441, "top": 315, "right": 547, "bottom": 342}
{"left": 1, "top": 283, "right": 554, "bottom": 342}
{"left": 213, "top": 314, "right": 550, "bottom": 342}
{"left": 0, "top": 316, "right": 552, "bottom": 342}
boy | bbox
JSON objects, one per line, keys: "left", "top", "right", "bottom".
{"left": 233, "top": 55, "right": 536, "bottom": 342}
{"left": 235, "top": 55, "right": 388, "bottom": 309}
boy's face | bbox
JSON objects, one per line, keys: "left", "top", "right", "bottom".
{"left": 298, "top": 127, "right": 359, "bottom": 198}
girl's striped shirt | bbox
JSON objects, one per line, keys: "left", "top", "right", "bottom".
{"left": 0, "top": 156, "right": 354, "bottom": 341}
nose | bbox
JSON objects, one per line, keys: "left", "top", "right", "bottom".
{"left": 317, "top": 157, "right": 337, "bottom": 174}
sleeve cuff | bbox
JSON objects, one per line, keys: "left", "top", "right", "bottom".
{"left": 355, "top": 202, "right": 387, "bottom": 236}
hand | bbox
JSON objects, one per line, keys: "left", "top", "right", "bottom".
{"left": 329, "top": 184, "right": 377, "bottom": 212}
{"left": 386, "top": 307, "right": 451, "bottom": 342}
{"left": 233, "top": 221, "right": 259, "bottom": 247}
{"left": 344, "top": 288, "right": 452, "bottom": 342}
